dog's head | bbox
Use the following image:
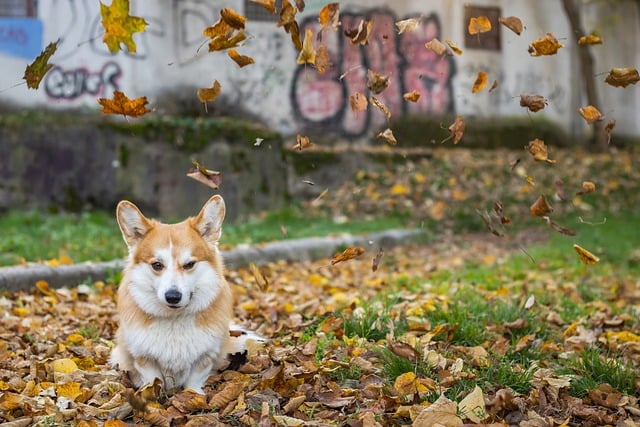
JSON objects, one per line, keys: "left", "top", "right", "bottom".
{"left": 116, "top": 195, "right": 226, "bottom": 316}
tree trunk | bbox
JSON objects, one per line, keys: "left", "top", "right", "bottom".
{"left": 561, "top": 0, "right": 608, "bottom": 151}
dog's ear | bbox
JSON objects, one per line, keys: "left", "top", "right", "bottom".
{"left": 194, "top": 195, "right": 225, "bottom": 245}
{"left": 116, "top": 201, "right": 152, "bottom": 248}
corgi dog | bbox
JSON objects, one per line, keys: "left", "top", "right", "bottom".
{"left": 111, "top": 195, "right": 259, "bottom": 394}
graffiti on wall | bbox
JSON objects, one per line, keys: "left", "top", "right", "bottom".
{"left": 44, "top": 61, "right": 122, "bottom": 100}
{"left": 291, "top": 9, "right": 456, "bottom": 136}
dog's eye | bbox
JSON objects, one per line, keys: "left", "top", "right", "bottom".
{"left": 151, "top": 261, "right": 164, "bottom": 271}
{"left": 183, "top": 261, "right": 196, "bottom": 270}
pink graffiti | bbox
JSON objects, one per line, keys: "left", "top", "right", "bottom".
{"left": 291, "top": 11, "right": 455, "bottom": 137}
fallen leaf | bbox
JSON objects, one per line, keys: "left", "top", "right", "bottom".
{"left": 366, "top": 70, "right": 389, "bottom": 95}
{"left": 187, "top": 160, "right": 222, "bottom": 189}
{"left": 56, "top": 382, "right": 83, "bottom": 401}
{"left": 248, "top": 0, "right": 276, "bottom": 14}
{"left": 543, "top": 216, "right": 576, "bottom": 236}
{"left": 605, "top": 119, "right": 616, "bottom": 144}
{"left": 425, "top": 38, "right": 447, "bottom": 55}
{"left": 197, "top": 80, "right": 222, "bottom": 110}
{"left": 227, "top": 49, "right": 255, "bottom": 67}
{"left": 50, "top": 358, "right": 79, "bottom": 374}
{"left": 445, "top": 38, "right": 463, "bottom": 55}
{"left": 520, "top": 93, "right": 548, "bottom": 112}
{"left": 100, "top": 0, "right": 148, "bottom": 53}
{"left": 576, "top": 181, "right": 596, "bottom": 195}
{"left": 488, "top": 80, "right": 499, "bottom": 92}
{"left": 573, "top": 244, "right": 600, "bottom": 264}
{"left": 315, "top": 45, "right": 332, "bottom": 73}
{"left": 403, "top": 91, "right": 420, "bottom": 102}
{"left": 208, "top": 376, "right": 249, "bottom": 409}
{"left": 331, "top": 246, "right": 365, "bottom": 265}
{"left": 528, "top": 32, "right": 564, "bottom": 56}
{"left": 396, "top": 18, "right": 420, "bottom": 34}
{"left": 376, "top": 128, "right": 397, "bottom": 145}
{"left": 389, "top": 340, "right": 420, "bottom": 363}
{"left": 350, "top": 92, "right": 368, "bottom": 113}
{"left": 297, "top": 29, "right": 316, "bottom": 65}
{"left": 530, "top": 194, "right": 553, "bottom": 217}
{"left": 23, "top": 39, "right": 59, "bottom": 89}
{"left": 526, "top": 138, "right": 556, "bottom": 163}
{"left": 370, "top": 96, "right": 391, "bottom": 120}
{"left": 372, "top": 247, "right": 384, "bottom": 272}
{"left": 578, "top": 105, "right": 604, "bottom": 124}
{"left": 98, "top": 90, "right": 151, "bottom": 118}
{"left": 604, "top": 67, "right": 640, "bottom": 87}
{"left": 170, "top": 389, "right": 210, "bottom": 413}
{"left": 458, "top": 386, "right": 487, "bottom": 423}
{"left": 472, "top": 71, "right": 488, "bottom": 93}
{"left": 468, "top": 16, "right": 492, "bottom": 35}
{"left": 413, "top": 394, "right": 462, "bottom": 426}
{"left": 499, "top": 16, "right": 524, "bottom": 35}
{"left": 293, "top": 134, "right": 313, "bottom": 151}
{"left": 345, "top": 19, "right": 373, "bottom": 45}
{"left": 578, "top": 34, "right": 603, "bottom": 45}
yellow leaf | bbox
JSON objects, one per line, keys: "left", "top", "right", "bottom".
{"left": 98, "top": 90, "right": 151, "bottom": 118}
{"left": 390, "top": 184, "right": 408, "bottom": 195}
{"left": 471, "top": 71, "right": 487, "bottom": 93}
{"left": 331, "top": 246, "right": 365, "bottom": 265}
{"left": 605, "top": 331, "right": 640, "bottom": 343}
{"left": 468, "top": 16, "right": 491, "bottom": 35}
{"left": 56, "top": 382, "right": 83, "bottom": 401}
{"left": 197, "top": 80, "right": 222, "bottom": 105}
{"left": 573, "top": 244, "right": 600, "bottom": 265}
{"left": 66, "top": 333, "right": 86, "bottom": 345}
{"left": 525, "top": 138, "right": 555, "bottom": 163}
{"left": 297, "top": 28, "right": 316, "bottom": 65}
{"left": 445, "top": 38, "right": 462, "bottom": 55}
{"left": 227, "top": 49, "right": 255, "bottom": 67}
{"left": 604, "top": 67, "right": 640, "bottom": 88}
{"left": 393, "top": 372, "right": 417, "bottom": 395}
{"left": 425, "top": 38, "right": 447, "bottom": 55}
{"left": 578, "top": 34, "right": 603, "bottom": 45}
{"left": 100, "top": 0, "right": 148, "bottom": 53}
{"left": 528, "top": 32, "right": 564, "bottom": 56}
{"left": 403, "top": 90, "right": 420, "bottom": 102}
{"left": 578, "top": 105, "right": 603, "bottom": 124}
{"left": 50, "top": 358, "right": 79, "bottom": 374}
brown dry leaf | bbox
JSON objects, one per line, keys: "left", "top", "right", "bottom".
{"left": 488, "top": 79, "right": 499, "bottom": 92}
{"left": 23, "top": 39, "right": 58, "bottom": 89}
{"left": 366, "top": 70, "right": 389, "bottom": 95}
{"left": 530, "top": 195, "right": 553, "bottom": 217}
{"left": 370, "top": 96, "right": 391, "bottom": 120}
{"left": 446, "top": 115, "right": 465, "bottom": 144}
{"left": 604, "top": 67, "right": 640, "bottom": 88}
{"left": 98, "top": 90, "right": 151, "bottom": 118}
{"left": 396, "top": 18, "right": 420, "bottom": 34}
{"left": 458, "top": 385, "right": 487, "bottom": 423}
{"left": 526, "top": 138, "right": 555, "bottom": 163}
{"left": 468, "top": 16, "right": 492, "bottom": 35}
{"left": 331, "top": 246, "right": 365, "bottom": 265}
{"left": 388, "top": 340, "right": 420, "bottom": 363}
{"left": 125, "top": 377, "right": 162, "bottom": 413}
{"left": 203, "top": 14, "right": 247, "bottom": 52}
{"left": 295, "top": 0, "right": 305, "bottom": 12}
{"left": 376, "top": 128, "right": 397, "bottom": 145}
{"left": 318, "top": 3, "right": 340, "bottom": 32}
{"left": 520, "top": 93, "right": 548, "bottom": 112}
{"left": 605, "top": 119, "right": 616, "bottom": 144}
{"left": 494, "top": 201, "right": 510, "bottom": 224}
{"left": 350, "top": 92, "right": 368, "bottom": 113}
{"left": 227, "top": 50, "right": 255, "bottom": 67}
{"left": 425, "top": 38, "right": 447, "bottom": 55}
{"left": 277, "top": 0, "right": 297, "bottom": 28}
{"left": 196, "top": 80, "right": 222, "bottom": 109}
{"left": 315, "top": 45, "right": 332, "bottom": 74}
{"left": 220, "top": 8, "right": 246, "bottom": 29}
{"left": 445, "top": 38, "right": 462, "bottom": 55}
{"left": 578, "top": 34, "right": 603, "bottom": 45}
{"left": 472, "top": 71, "right": 488, "bottom": 93}
{"left": 543, "top": 216, "right": 576, "bottom": 236}
{"left": 345, "top": 19, "right": 373, "bottom": 45}
{"left": 208, "top": 376, "right": 249, "bottom": 409}
{"left": 576, "top": 181, "right": 596, "bottom": 195}
{"left": 171, "top": 390, "right": 210, "bottom": 413}
{"left": 372, "top": 247, "right": 384, "bottom": 272}
{"left": 248, "top": 0, "right": 276, "bottom": 14}
{"left": 187, "top": 160, "right": 222, "bottom": 189}
{"left": 528, "top": 32, "right": 564, "bottom": 56}
{"left": 413, "top": 394, "right": 462, "bottom": 426}
{"left": 578, "top": 105, "right": 603, "bottom": 124}
{"left": 476, "top": 209, "right": 505, "bottom": 237}
{"left": 499, "top": 16, "right": 523, "bottom": 35}
{"left": 403, "top": 91, "right": 420, "bottom": 102}
{"left": 573, "top": 244, "right": 600, "bottom": 265}
{"left": 293, "top": 134, "right": 313, "bottom": 151}
{"left": 249, "top": 262, "right": 269, "bottom": 291}
{"left": 297, "top": 28, "right": 316, "bottom": 65}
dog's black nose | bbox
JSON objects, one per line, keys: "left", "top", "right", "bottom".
{"left": 165, "top": 290, "right": 182, "bottom": 305}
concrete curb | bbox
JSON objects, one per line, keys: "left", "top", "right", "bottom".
{"left": 0, "top": 229, "right": 425, "bottom": 292}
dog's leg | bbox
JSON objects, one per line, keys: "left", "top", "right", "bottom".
{"left": 183, "top": 354, "right": 215, "bottom": 394}
{"left": 133, "top": 357, "right": 164, "bottom": 389}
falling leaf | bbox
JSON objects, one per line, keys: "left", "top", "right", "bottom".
{"left": 542, "top": 216, "right": 576, "bottom": 236}
{"left": 526, "top": 138, "right": 555, "bottom": 163}
{"left": 530, "top": 194, "right": 553, "bottom": 217}
{"left": 396, "top": 18, "right": 420, "bottom": 34}
{"left": 220, "top": 8, "right": 246, "bottom": 29}
{"left": 187, "top": 160, "right": 222, "bottom": 189}
{"left": 528, "top": 33, "right": 564, "bottom": 56}
{"left": 403, "top": 91, "right": 420, "bottom": 102}
{"left": 471, "top": 71, "right": 488, "bottom": 93}
{"left": 203, "top": 10, "right": 247, "bottom": 52}
{"left": 468, "top": 16, "right": 491, "bottom": 35}
{"left": 578, "top": 34, "right": 603, "bottom": 45}
{"left": 249, "top": 263, "right": 269, "bottom": 291}
{"left": 254, "top": 137, "right": 264, "bottom": 146}
{"left": 297, "top": 29, "right": 316, "bottom": 65}
{"left": 605, "top": 119, "right": 616, "bottom": 144}
{"left": 350, "top": 92, "right": 368, "bottom": 113}
{"left": 573, "top": 244, "right": 600, "bottom": 264}
{"left": 458, "top": 386, "right": 487, "bottom": 423}
{"left": 476, "top": 209, "right": 505, "bottom": 237}
{"left": 345, "top": 19, "right": 373, "bottom": 45}
{"left": 98, "top": 90, "right": 151, "bottom": 118}
{"left": 278, "top": 0, "right": 297, "bottom": 27}
{"left": 370, "top": 96, "right": 391, "bottom": 120}
{"left": 100, "top": 0, "right": 148, "bottom": 53}
{"left": 494, "top": 201, "right": 510, "bottom": 224}
{"left": 318, "top": 3, "right": 340, "bottom": 32}
{"left": 445, "top": 38, "right": 463, "bottom": 55}
{"left": 293, "top": 134, "right": 313, "bottom": 151}
{"left": 576, "top": 181, "right": 596, "bottom": 195}
{"left": 331, "top": 246, "right": 365, "bottom": 265}
{"left": 520, "top": 93, "right": 548, "bottom": 112}
{"left": 228, "top": 49, "right": 255, "bottom": 67}
{"left": 372, "top": 247, "right": 384, "bottom": 272}
{"left": 23, "top": 40, "right": 58, "bottom": 89}
{"left": 499, "top": 16, "right": 523, "bottom": 35}
{"left": 366, "top": 70, "right": 389, "bottom": 94}
{"left": 578, "top": 105, "right": 603, "bottom": 124}
{"left": 376, "top": 128, "right": 397, "bottom": 145}
{"left": 295, "top": 0, "right": 306, "bottom": 12}
{"left": 425, "top": 38, "right": 447, "bottom": 55}
{"left": 248, "top": 0, "right": 276, "bottom": 14}
{"left": 197, "top": 80, "right": 222, "bottom": 110}
{"left": 488, "top": 80, "right": 499, "bottom": 92}
{"left": 444, "top": 115, "right": 465, "bottom": 144}
{"left": 509, "top": 158, "right": 521, "bottom": 171}
{"left": 604, "top": 67, "right": 640, "bottom": 87}
{"left": 315, "top": 45, "right": 332, "bottom": 73}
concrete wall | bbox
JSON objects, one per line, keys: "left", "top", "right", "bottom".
{"left": 0, "top": 0, "right": 638, "bottom": 137}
